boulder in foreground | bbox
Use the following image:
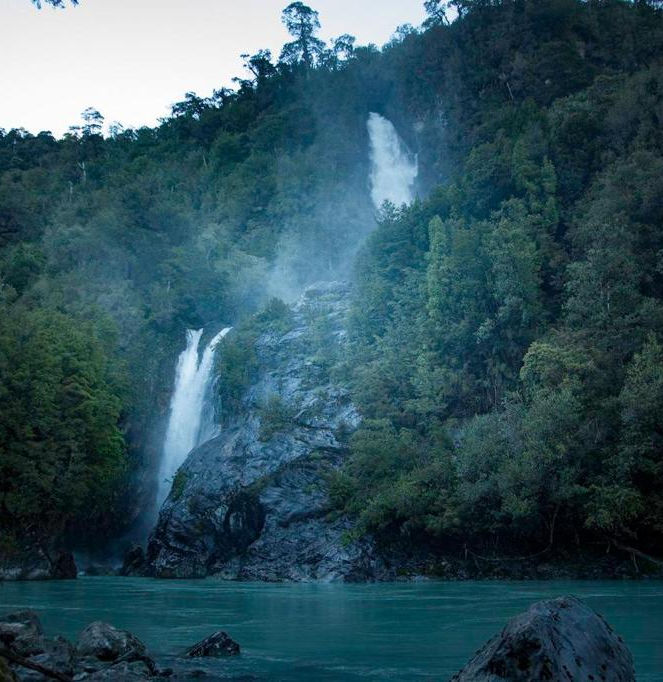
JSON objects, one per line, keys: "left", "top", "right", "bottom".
{"left": 183, "top": 631, "right": 240, "bottom": 658}
{"left": 76, "top": 621, "right": 147, "bottom": 662}
{"left": 452, "top": 595, "right": 634, "bottom": 681}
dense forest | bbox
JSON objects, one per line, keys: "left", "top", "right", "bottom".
{"left": 2, "top": 0, "right": 663, "bottom": 569}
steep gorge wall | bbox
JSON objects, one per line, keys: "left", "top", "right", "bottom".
{"left": 147, "top": 282, "right": 384, "bottom": 581}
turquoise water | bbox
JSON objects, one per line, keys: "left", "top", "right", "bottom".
{"left": 1, "top": 578, "right": 662, "bottom": 680}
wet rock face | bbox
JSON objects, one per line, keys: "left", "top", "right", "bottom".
{"left": 184, "top": 631, "right": 240, "bottom": 658}
{"left": 0, "top": 611, "right": 162, "bottom": 681}
{"left": 0, "top": 611, "right": 43, "bottom": 651}
{"left": 51, "top": 552, "right": 77, "bottom": 580}
{"left": 120, "top": 545, "right": 147, "bottom": 577}
{"left": 0, "top": 549, "right": 77, "bottom": 581}
{"left": 452, "top": 595, "right": 635, "bottom": 682}
{"left": 147, "top": 282, "right": 382, "bottom": 581}
{"left": 0, "top": 610, "right": 75, "bottom": 680}
{"left": 76, "top": 621, "right": 147, "bottom": 662}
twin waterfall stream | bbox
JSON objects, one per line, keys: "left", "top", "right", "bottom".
{"left": 156, "top": 327, "right": 232, "bottom": 507}
{"left": 155, "top": 113, "right": 417, "bottom": 511}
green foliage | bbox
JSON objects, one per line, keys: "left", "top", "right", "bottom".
{"left": 280, "top": 3, "right": 326, "bottom": 67}
{"left": 255, "top": 297, "right": 294, "bottom": 332}
{"left": 170, "top": 469, "right": 188, "bottom": 502}
{"left": 259, "top": 394, "right": 297, "bottom": 441}
{"left": 215, "top": 328, "right": 259, "bottom": 420}
{"left": 0, "top": 305, "right": 126, "bottom": 546}
{"left": 337, "top": 0, "right": 663, "bottom": 557}
{"left": 0, "top": 3, "right": 376, "bottom": 551}
{"left": 5, "top": 0, "right": 663, "bottom": 561}
{"left": 215, "top": 298, "right": 294, "bottom": 421}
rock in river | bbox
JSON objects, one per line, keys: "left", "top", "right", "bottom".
{"left": 183, "top": 631, "right": 240, "bottom": 658}
{"left": 76, "top": 621, "right": 147, "bottom": 662}
{"left": 452, "top": 595, "right": 635, "bottom": 681}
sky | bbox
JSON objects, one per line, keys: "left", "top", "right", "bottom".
{"left": 1, "top": 0, "right": 428, "bottom": 137}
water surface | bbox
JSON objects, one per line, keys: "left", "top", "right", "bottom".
{"left": 1, "top": 578, "right": 661, "bottom": 680}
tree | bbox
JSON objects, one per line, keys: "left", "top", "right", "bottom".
{"left": 31, "top": 0, "right": 78, "bottom": 7}
{"left": 81, "top": 107, "right": 104, "bottom": 136}
{"left": 280, "top": 2, "right": 326, "bottom": 67}
{"left": 423, "top": 0, "right": 450, "bottom": 26}
{"left": 0, "top": 307, "right": 126, "bottom": 546}
{"left": 240, "top": 50, "right": 277, "bottom": 86}
{"left": 332, "top": 34, "right": 356, "bottom": 60}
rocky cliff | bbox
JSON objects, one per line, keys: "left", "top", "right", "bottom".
{"left": 147, "top": 282, "right": 383, "bottom": 581}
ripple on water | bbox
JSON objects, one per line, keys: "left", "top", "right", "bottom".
{"left": 0, "top": 577, "right": 662, "bottom": 681}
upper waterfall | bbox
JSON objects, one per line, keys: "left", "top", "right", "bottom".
{"left": 367, "top": 112, "right": 418, "bottom": 209}
{"left": 156, "top": 326, "right": 232, "bottom": 507}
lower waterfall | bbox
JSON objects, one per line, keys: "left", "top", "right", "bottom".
{"left": 155, "top": 326, "right": 232, "bottom": 508}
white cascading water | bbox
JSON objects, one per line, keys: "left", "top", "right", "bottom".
{"left": 156, "top": 326, "right": 232, "bottom": 507}
{"left": 367, "top": 112, "right": 418, "bottom": 209}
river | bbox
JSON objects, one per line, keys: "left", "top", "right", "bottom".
{"left": 1, "top": 578, "right": 661, "bottom": 680}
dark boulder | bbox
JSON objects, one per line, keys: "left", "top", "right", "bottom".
{"left": 183, "top": 631, "right": 240, "bottom": 658}
{"left": 452, "top": 595, "right": 635, "bottom": 681}
{"left": 0, "top": 612, "right": 169, "bottom": 680}
{"left": 0, "top": 612, "right": 42, "bottom": 651}
{"left": 51, "top": 552, "right": 77, "bottom": 580}
{"left": 0, "top": 611, "right": 75, "bottom": 680}
{"left": 81, "top": 660, "right": 154, "bottom": 680}
{"left": 76, "top": 622, "right": 147, "bottom": 662}
{"left": 0, "top": 548, "right": 77, "bottom": 581}
{"left": 15, "top": 637, "right": 75, "bottom": 680}
{"left": 0, "top": 659, "right": 17, "bottom": 682}
{"left": 120, "top": 545, "right": 147, "bottom": 577}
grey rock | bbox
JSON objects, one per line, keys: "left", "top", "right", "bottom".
{"left": 0, "top": 553, "right": 50, "bottom": 581}
{"left": 452, "top": 595, "right": 635, "bottom": 681}
{"left": 183, "top": 631, "right": 240, "bottom": 658}
{"left": 0, "top": 611, "right": 75, "bottom": 681}
{"left": 119, "top": 545, "right": 147, "bottom": 577}
{"left": 147, "top": 282, "right": 383, "bottom": 582}
{"left": 0, "top": 612, "right": 171, "bottom": 681}
{"left": 51, "top": 552, "right": 77, "bottom": 580}
{"left": 76, "top": 622, "right": 147, "bottom": 663}
{"left": 0, "top": 611, "right": 43, "bottom": 651}
{"left": 79, "top": 660, "right": 153, "bottom": 680}
{"left": 13, "top": 637, "right": 75, "bottom": 681}
{"left": 0, "top": 549, "right": 77, "bottom": 582}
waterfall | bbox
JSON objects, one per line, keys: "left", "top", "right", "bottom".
{"left": 156, "top": 326, "right": 232, "bottom": 507}
{"left": 367, "top": 112, "right": 418, "bottom": 209}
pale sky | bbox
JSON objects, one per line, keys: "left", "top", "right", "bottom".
{"left": 1, "top": 0, "right": 427, "bottom": 137}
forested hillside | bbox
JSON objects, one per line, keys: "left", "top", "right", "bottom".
{"left": 333, "top": 0, "right": 663, "bottom": 565}
{"left": 2, "top": 0, "right": 663, "bottom": 570}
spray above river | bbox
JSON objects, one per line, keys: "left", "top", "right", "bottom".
{"left": 155, "top": 114, "right": 413, "bottom": 511}
{"left": 367, "top": 112, "right": 418, "bottom": 208}
{"left": 156, "top": 327, "right": 232, "bottom": 507}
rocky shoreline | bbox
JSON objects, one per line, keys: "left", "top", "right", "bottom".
{"left": 0, "top": 549, "right": 77, "bottom": 583}
{"left": 0, "top": 610, "right": 241, "bottom": 681}
{"left": 3, "top": 543, "right": 662, "bottom": 583}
